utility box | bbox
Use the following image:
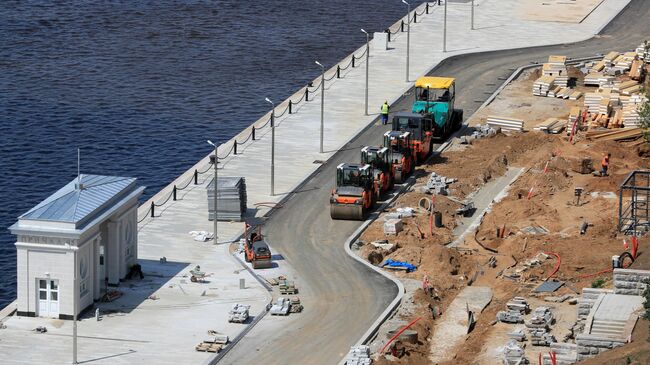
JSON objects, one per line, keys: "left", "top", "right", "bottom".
{"left": 206, "top": 177, "right": 247, "bottom": 221}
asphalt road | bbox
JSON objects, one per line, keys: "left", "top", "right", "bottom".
{"left": 221, "top": 2, "right": 650, "bottom": 363}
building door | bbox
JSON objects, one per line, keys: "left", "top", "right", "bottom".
{"left": 37, "top": 279, "right": 59, "bottom": 318}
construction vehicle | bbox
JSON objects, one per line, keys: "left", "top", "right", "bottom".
{"left": 330, "top": 163, "right": 377, "bottom": 220}
{"left": 383, "top": 130, "right": 414, "bottom": 184}
{"left": 412, "top": 76, "right": 463, "bottom": 140}
{"left": 243, "top": 224, "right": 273, "bottom": 269}
{"left": 392, "top": 112, "right": 434, "bottom": 163}
{"left": 361, "top": 146, "right": 394, "bottom": 197}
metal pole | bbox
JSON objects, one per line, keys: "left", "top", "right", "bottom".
{"left": 315, "top": 61, "right": 325, "bottom": 153}
{"left": 72, "top": 246, "right": 78, "bottom": 364}
{"left": 361, "top": 29, "right": 369, "bottom": 116}
{"left": 271, "top": 108, "right": 275, "bottom": 196}
{"left": 443, "top": 0, "right": 447, "bottom": 52}
{"left": 213, "top": 144, "right": 218, "bottom": 240}
{"left": 471, "top": 0, "right": 475, "bottom": 30}
{"left": 403, "top": 0, "right": 411, "bottom": 82}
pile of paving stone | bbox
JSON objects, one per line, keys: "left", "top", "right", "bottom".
{"left": 345, "top": 345, "right": 372, "bottom": 365}
{"left": 206, "top": 177, "right": 247, "bottom": 221}
{"left": 421, "top": 172, "right": 456, "bottom": 195}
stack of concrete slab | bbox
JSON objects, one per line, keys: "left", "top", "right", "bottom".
{"left": 636, "top": 42, "right": 650, "bottom": 63}
{"left": 486, "top": 116, "right": 524, "bottom": 132}
{"left": 532, "top": 75, "right": 556, "bottom": 96}
{"left": 503, "top": 340, "right": 529, "bottom": 365}
{"left": 384, "top": 218, "right": 403, "bottom": 235}
{"left": 345, "top": 345, "right": 372, "bottom": 365}
{"left": 583, "top": 72, "right": 614, "bottom": 87}
{"left": 622, "top": 94, "right": 647, "bottom": 128}
{"left": 543, "top": 55, "right": 568, "bottom": 86}
{"left": 207, "top": 177, "right": 247, "bottom": 221}
{"left": 526, "top": 307, "right": 555, "bottom": 346}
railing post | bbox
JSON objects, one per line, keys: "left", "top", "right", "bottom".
{"left": 194, "top": 169, "right": 198, "bottom": 185}
{"left": 401, "top": 20, "right": 405, "bottom": 32}
{"left": 252, "top": 126, "right": 256, "bottom": 141}
{"left": 233, "top": 140, "right": 237, "bottom": 155}
{"left": 337, "top": 65, "right": 341, "bottom": 78}
{"left": 352, "top": 56, "right": 355, "bottom": 68}
{"left": 305, "top": 87, "right": 309, "bottom": 102}
{"left": 386, "top": 29, "right": 391, "bottom": 42}
{"left": 289, "top": 100, "right": 293, "bottom": 114}
{"left": 173, "top": 185, "right": 177, "bottom": 201}
{"left": 150, "top": 202, "right": 155, "bottom": 218}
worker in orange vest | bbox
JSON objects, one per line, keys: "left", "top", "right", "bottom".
{"left": 600, "top": 153, "right": 611, "bottom": 176}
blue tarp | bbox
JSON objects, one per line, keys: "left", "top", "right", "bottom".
{"left": 382, "top": 259, "right": 417, "bottom": 273}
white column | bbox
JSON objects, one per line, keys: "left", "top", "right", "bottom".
{"left": 106, "top": 221, "right": 120, "bottom": 285}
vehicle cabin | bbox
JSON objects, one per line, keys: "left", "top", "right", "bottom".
{"left": 336, "top": 163, "right": 373, "bottom": 188}
{"left": 361, "top": 146, "right": 390, "bottom": 170}
{"left": 392, "top": 112, "right": 433, "bottom": 143}
{"left": 412, "top": 76, "right": 456, "bottom": 115}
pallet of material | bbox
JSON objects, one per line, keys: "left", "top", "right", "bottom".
{"left": 532, "top": 75, "right": 555, "bottom": 96}
{"left": 629, "top": 59, "right": 643, "bottom": 80}
{"left": 569, "top": 91, "right": 582, "bottom": 100}
{"left": 589, "top": 128, "right": 642, "bottom": 141}
{"left": 487, "top": 116, "right": 524, "bottom": 132}
{"left": 535, "top": 118, "right": 565, "bottom": 134}
{"left": 195, "top": 342, "right": 223, "bottom": 353}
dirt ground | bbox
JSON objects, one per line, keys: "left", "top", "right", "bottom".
{"left": 360, "top": 129, "right": 650, "bottom": 364}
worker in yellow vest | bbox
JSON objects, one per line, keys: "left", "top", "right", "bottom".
{"left": 380, "top": 101, "right": 390, "bottom": 125}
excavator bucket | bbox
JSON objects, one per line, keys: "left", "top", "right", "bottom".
{"left": 330, "top": 203, "right": 364, "bottom": 220}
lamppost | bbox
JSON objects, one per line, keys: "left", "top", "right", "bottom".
{"left": 265, "top": 98, "right": 275, "bottom": 196}
{"left": 443, "top": 0, "right": 448, "bottom": 52}
{"left": 71, "top": 244, "right": 79, "bottom": 364}
{"left": 315, "top": 61, "right": 325, "bottom": 153}
{"left": 402, "top": 0, "right": 411, "bottom": 82}
{"left": 207, "top": 140, "right": 219, "bottom": 242}
{"left": 471, "top": 0, "right": 475, "bottom": 30}
{"left": 361, "top": 28, "right": 370, "bottom": 116}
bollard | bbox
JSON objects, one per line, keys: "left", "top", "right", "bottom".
{"left": 289, "top": 100, "right": 293, "bottom": 114}
{"left": 414, "top": 12, "right": 417, "bottom": 23}
{"left": 337, "top": 65, "right": 341, "bottom": 78}
{"left": 239, "top": 278, "right": 245, "bottom": 289}
{"left": 95, "top": 308, "right": 100, "bottom": 321}
{"left": 252, "top": 126, "right": 256, "bottom": 141}
{"left": 426, "top": 2, "right": 430, "bottom": 14}
{"left": 386, "top": 29, "right": 391, "bottom": 42}
{"left": 173, "top": 185, "right": 177, "bottom": 201}
{"left": 401, "top": 20, "right": 405, "bottom": 32}
{"left": 305, "top": 87, "right": 309, "bottom": 102}
{"left": 150, "top": 202, "right": 155, "bottom": 217}
{"left": 233, "top": 140, "right": 237, "bottom": 155}
{"left": 352, "top": 56, "right": 355, "bottom": 68}
{"left": 194, "top": 169, "right": 198, "bottom": 185}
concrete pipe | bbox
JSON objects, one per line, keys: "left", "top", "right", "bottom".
{"left": 418, "top": 197, "right": 432, "bottom": 211}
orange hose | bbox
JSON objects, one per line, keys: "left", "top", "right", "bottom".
{"left": 544, "top": 252, "right": 561, "bottom": 281}
{"left": 380, "top": 317, "right": 421, "bottom": 354}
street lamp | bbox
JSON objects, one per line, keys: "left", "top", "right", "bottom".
{"left": 402, "top": 0, "right": 411, "bottom": 82}
{"left": 443, "top": 0, "right": 448, "bottom": 52}
{"left": 471, "top": 0, "right": 475, "bottom": 30}
{"left": 70, "top": 244, "right": 79, "bottom": 364}
{"left": 361, "top": 28, "right": 370, "bottom": 116}
{"left": 207, "top": 140, "right": 219, "bottom": 242}
{"left": 315, "top": 60, "right": 325, "bottom": 153}
{"left": 265, "top": 97, "right": 275, "bottom": 196}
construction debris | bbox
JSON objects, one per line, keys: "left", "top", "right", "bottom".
{"left": 384, "top": 218, "right": 404, "bottom": 235}
{"left": 346, "top": 345, "right": 372, "bottom": 365}
{"left": 506, "top": 297, "right": 530, "bottom": 314}
{"left": 497, "top": 310, "right": 524, "bottom": 324}
{"left": 289, "top": 297, "right": 303, "bottom": 313}
{"left": 381, "top": 259, "right": 417, "bottom": 273}
{"left": 507, "top": 328, "right": 527, "bottom": 342}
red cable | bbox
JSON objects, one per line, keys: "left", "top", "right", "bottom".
{"left": 380, "top": 317, "right": 421, "bottom": 354}
{"left": 543, "top": 252, "right": 561, "bottom": 281}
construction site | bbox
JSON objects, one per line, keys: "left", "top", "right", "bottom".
{"left": 349, "top": 43, "right": 650, "bottom": 364}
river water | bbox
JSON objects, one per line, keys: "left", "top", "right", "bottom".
{"left": 0, "top": 1, "right": 427, "bottom": 307}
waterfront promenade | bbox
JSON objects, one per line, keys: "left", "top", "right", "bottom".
{"left": 0, "top": 0, "right": 634, "bottom": 364}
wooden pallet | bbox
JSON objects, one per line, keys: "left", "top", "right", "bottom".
{"left": 195, "top": 342, "right": 223, "bottom": 353}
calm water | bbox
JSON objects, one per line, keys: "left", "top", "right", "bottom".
{"left": 0, "top": 1, "right": 426, "bottom": 307}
